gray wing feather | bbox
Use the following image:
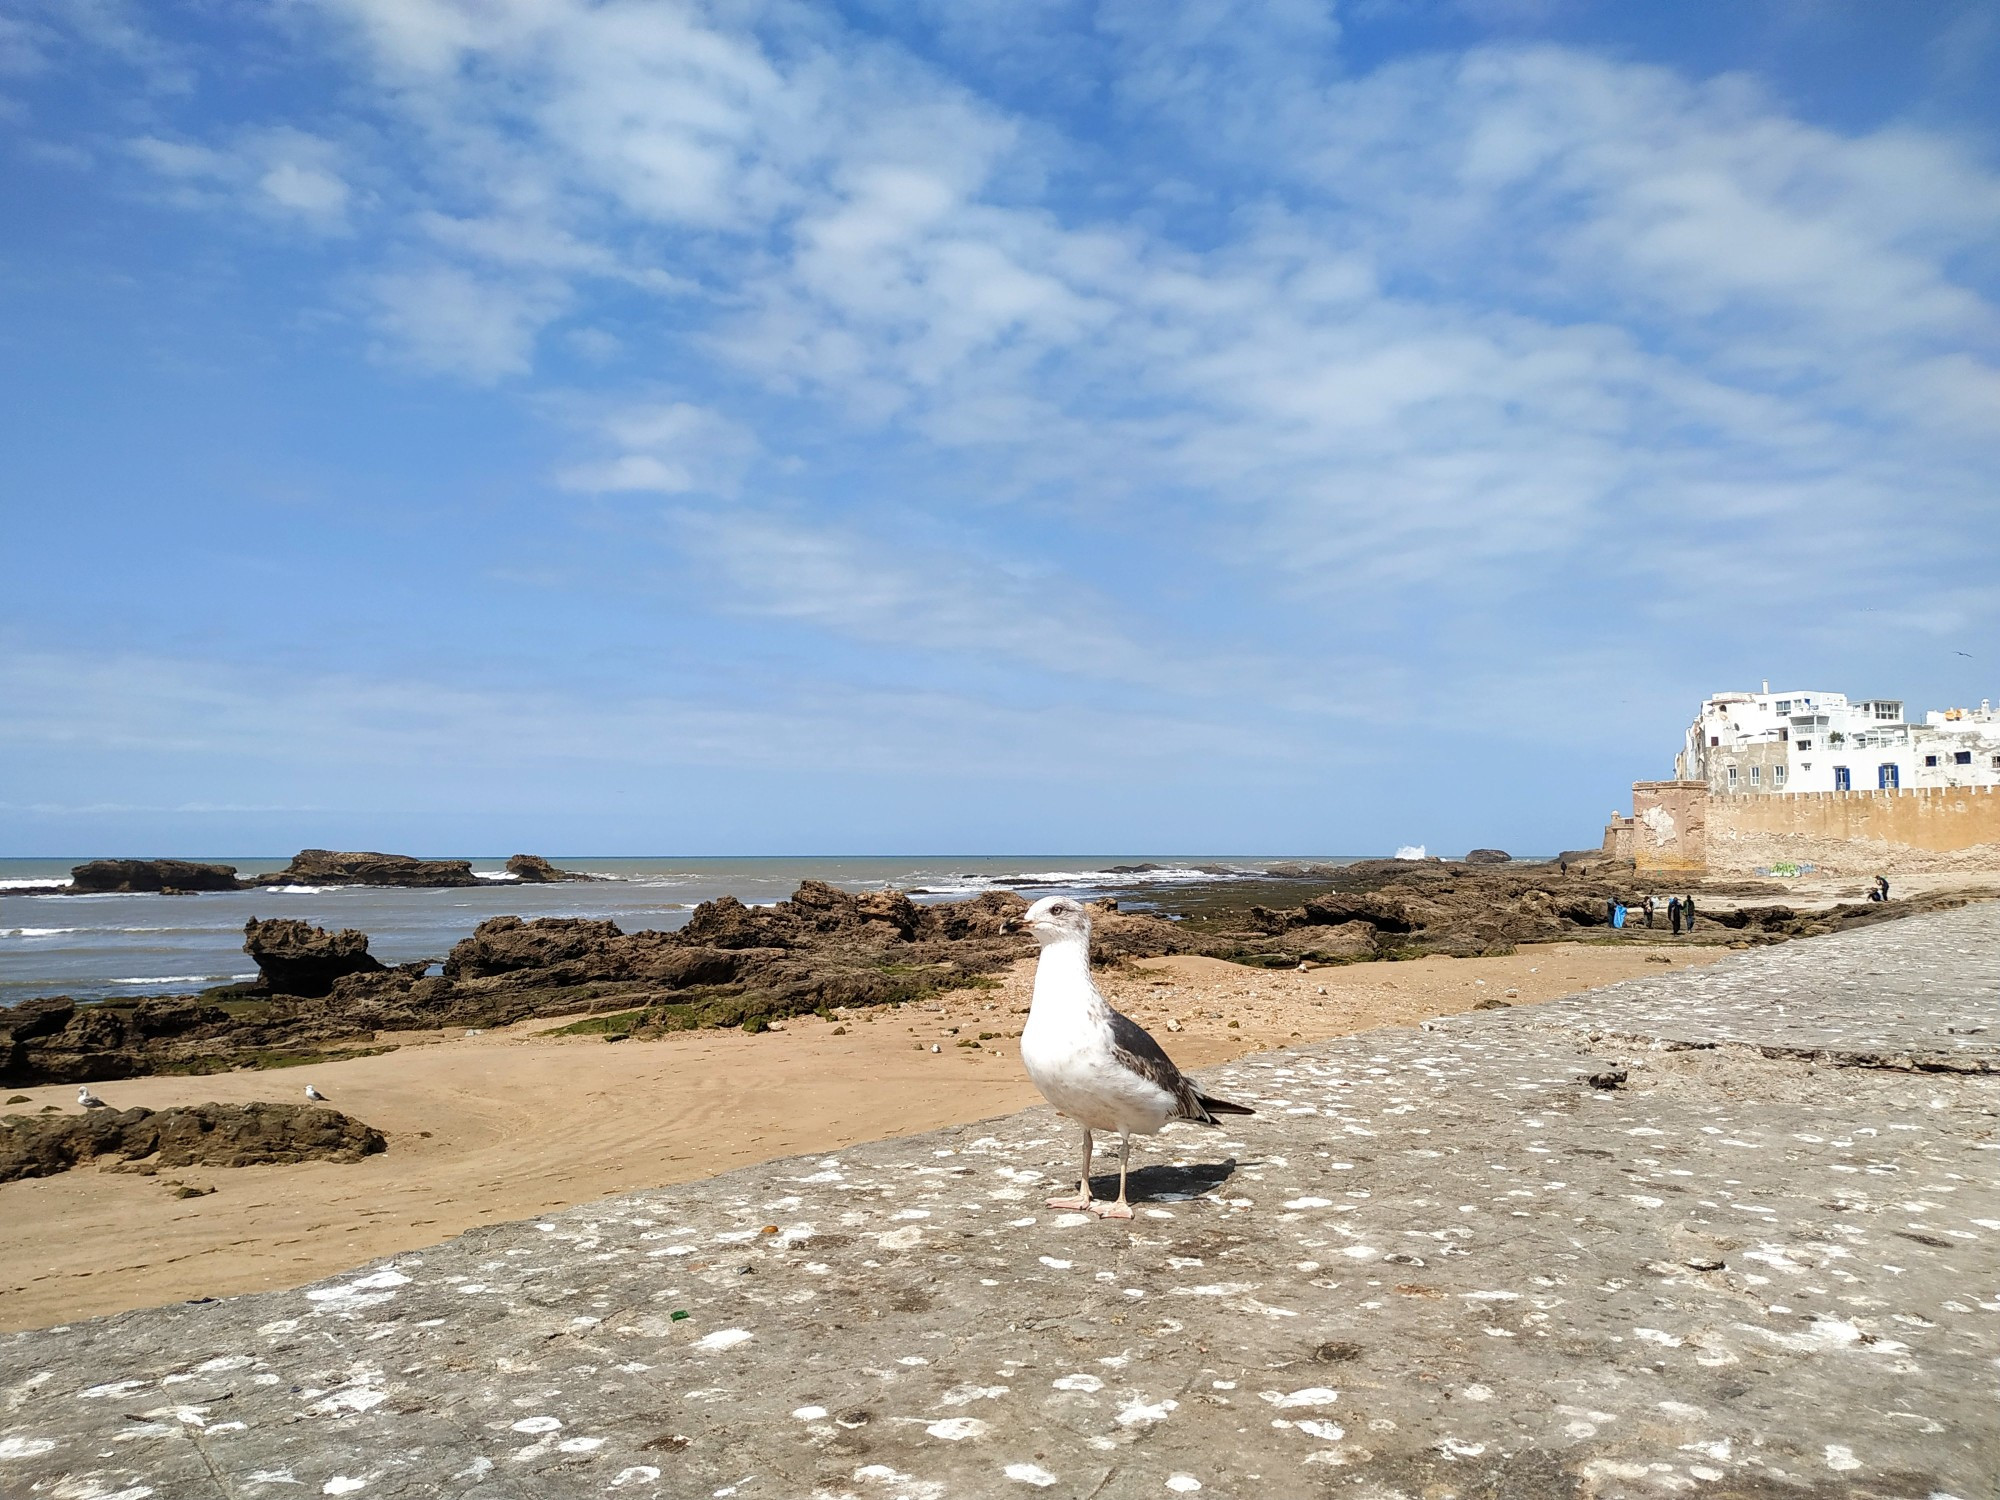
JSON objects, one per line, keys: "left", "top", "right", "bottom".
{"left": 1106, "top": 1008, "right": 1215, "bottom": 1124}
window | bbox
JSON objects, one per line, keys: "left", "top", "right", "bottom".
{"left": 1992, "top": 755, "right": 2000, "bottom": 770}
{"left": 1834, "top": 766, "right": 1850, "bottom": 791}
{"left": 1879, "top": 763, "right": 1899, "bottom": 789}
{"left": 1924, "top": 755, "right": 1939, "bottom": 767}
{"left": 1954, "top": 751, "right": 1972, "bottom": 765}
{"left": 1776, "top": 700, "right": 1792, "bottom": 714}
{"left": 1726, "top": 766, "right": 1738, "bottom": 788}
{"left": 1774, "top": 765, "right": 1787, "bottom": 785}
{"left": 1749, "top": 765, "right": 1761, "bottom": 786}
{"left": 1875, "top": 702, "right": 1899, "bottom": 720}
{"left": 1797, "top": 739, "right": 1812, "bottom": 750}
{"left": 1709, "top": 735, "right": 1719, "bottom": 747}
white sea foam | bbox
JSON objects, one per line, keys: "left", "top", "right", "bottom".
{"left": 473, "top": 871, "right": 522, "bottom": 882}
{"left": 1, "top": 927, "right": 81, "bottom": 938}
{"left": 1394, "top": 845, "right": 1427, "bottom": 860}
{"left": 0, "top": 877, "right": 72, "bottom": 890}
{"left": 109, "top": 973, "right": 252, "bottom": 987}
{"left": 263, "top": 884, "right": 336, "bottom": 894}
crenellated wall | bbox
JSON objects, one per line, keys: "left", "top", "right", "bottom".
{"left": 1630, "top": 781, "right": 2000, "bottom": 874}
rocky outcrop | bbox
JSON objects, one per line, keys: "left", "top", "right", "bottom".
{"left": 0, "top": 1101, "right": 386, "bottom": 1182}
{"left": 504, "top": 854, "right": 598, "bottom": 882}
{"left": 253, "top": 850, "right": 479, "bottom": 888}
{"left": 1464, "top": 848, "right": 1512, "bottom": 865}
{"left": 243, "top": 919, "right": 385, "bottom": 997}
{"left": 67, "top": 859, "right": 244, "bottom": 893}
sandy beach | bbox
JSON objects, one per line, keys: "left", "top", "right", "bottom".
{"left": 0, "top": 940, "right": 1730, "bottom": 1331}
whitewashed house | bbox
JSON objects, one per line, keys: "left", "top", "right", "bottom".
{"left": 1674, "top": 686, "right": 2000, "bottom": 795}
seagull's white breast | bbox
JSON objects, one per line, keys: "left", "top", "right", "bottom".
{"left": 1020, "top": 939, "right": 1176, "bottom": 1135}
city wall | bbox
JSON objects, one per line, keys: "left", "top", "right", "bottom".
{"left": 1631, "top": 781, "right": 2000, "bottom": 875}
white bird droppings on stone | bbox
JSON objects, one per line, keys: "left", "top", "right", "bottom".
{"left": 1260, "top": 1388, "right": 1339, "bottom": 1408}
{"left": 323, "top": 1480, "right": 366, "bottom": 1496}
{"left": 1166, "top": 1475, "right": 1203, "bottom": 1491}
{"left": 793, "top": 1406, "right": 829, "bottom": 1420}
{"left": 509, "top": 1416, "right": 562, "bottom": 1434}
{"left": 1825, "top": 1445, "right": 1861, "bottom": 1472}
{"left": 695, "top": 1329, "right": 754, "bottom": 1351}
{"left": 925, "top": 1417, "right": 990, "bottom": 1440}
{"left": 1117, "top": 1398, "right": 1178, "bottom": 1426}
{"left": 1053, "top": 1374, "right": 1104, "bottom": 1392}
{"left": 1005, "top": 1462, "right": 1058, "bottom": 1486}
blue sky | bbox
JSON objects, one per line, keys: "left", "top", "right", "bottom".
{"left": 2, "top": 0, "right": 1996, "bottom": 857}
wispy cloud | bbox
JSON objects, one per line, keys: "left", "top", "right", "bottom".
{"left": 5, "top": 1, "right": 1997, "bottom": 848}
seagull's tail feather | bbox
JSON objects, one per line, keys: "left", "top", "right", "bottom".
{"left": 1193, "top": 1092, "right": 1254, "bottom": 1122}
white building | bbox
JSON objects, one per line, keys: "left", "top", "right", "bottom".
{"left": 1674, "top": 686, "right": 2000, "bottom": 795}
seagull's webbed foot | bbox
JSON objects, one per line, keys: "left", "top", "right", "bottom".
{"left": 1093, "top": 1199, "right": 1135, "bottom": 1220}
{"left": 1045, "top": 1193, "right": 1094, "bottom": 1211}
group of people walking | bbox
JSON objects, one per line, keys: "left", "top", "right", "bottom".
{"left": 1606, "top": 894, "right": 1698, "bottom": 933}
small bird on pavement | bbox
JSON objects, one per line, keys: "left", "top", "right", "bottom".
{"left": 304, "top": 1084, "right": 328, "bottom": 1102}
{"left": 1014, "top": 895, "right": 1253, "bottom": 1218}
{"left": 77, "top": 1085, "right": 109, "bottom": 1110}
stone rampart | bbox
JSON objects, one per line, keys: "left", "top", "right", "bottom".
{"left": 2, "top": 906, "right": 1997, "bottom": 1498}
{"left": 1630, "top": 780, "right": 2000, "bottom": 875}
{"left": 1706, "top": 784, "right": 2000, "bottom": 874}
{"left": 1629, "top": 779, "right": 1708, "bottom": 874}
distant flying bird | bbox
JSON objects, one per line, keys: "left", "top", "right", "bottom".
{"left": 77, "top": 1086, "right": 108, "bottom": 1110}
{"left": 304, "top": 1084, "right": 328, "bottom": 1102}
{"left": 1015, "top": 896, "right": 1253, "bottom": 1219}
{"left": 1955, "top": 651, "right": 1973, "bottom": 658}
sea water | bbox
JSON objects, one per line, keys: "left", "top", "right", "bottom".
{"left": 0, "top": 855, "right": 1337, "bottom": 1005}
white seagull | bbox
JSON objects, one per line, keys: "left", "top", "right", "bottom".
{"left": 1016, "top": 895, "right": 1252, "bottom": 1218}
{"left": 304, "top": 1084, "right": 328, "bottom": 1102}
{"left": 77, "top": 1085, "right": 109, "bottom": 1110}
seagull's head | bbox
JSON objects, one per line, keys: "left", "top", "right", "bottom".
{"left": 1015, "top": 895, "right": 1091, "bottom": 946}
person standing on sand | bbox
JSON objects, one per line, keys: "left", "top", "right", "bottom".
{"left": 1643, "top": 894, "right": 1656, "bottom": 928}
{"left": 1684, "top": 895, "right": 1697, "bottom": 930}
{"left": 1668, "top": 896, "right": 1682, "bottom": 935}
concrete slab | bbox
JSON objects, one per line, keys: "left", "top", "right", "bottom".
{"left": 3, "top": 907, "right": 1996, "bottom": 1499}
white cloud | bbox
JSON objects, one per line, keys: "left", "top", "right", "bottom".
{"left": 63, "top": 5, "right": 2000, "bottom": 747}
{"left": 555, "top": 399, "right": 757, "bottom": 494}
{"left": 129, "top": 126, "right": 354, "bottom": 229}
{"left": 368, "top": 264, "right": 568, "bottom": 381}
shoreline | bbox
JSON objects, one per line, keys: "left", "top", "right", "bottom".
{"left": 0, "top": 940, "right": 1730, "bottom": 1332}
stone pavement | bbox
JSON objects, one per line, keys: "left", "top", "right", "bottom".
{"left": 3, "top": 906, "right": 1996, "bottom": 1500}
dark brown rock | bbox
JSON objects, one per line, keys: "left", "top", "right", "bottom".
{"left": 68, "top": 859, "right": 243, "bottom": 893}
{"left": 444, "top": 916, "right": 627, "bottom": 979}
{"left": 253, "top": 850, "right": 479, "bottom": 888}
{"left": 244, "top": 918, "right": 385, "bottom": 997}
{"left": 1464, "top": 848, "right": 1512, "bottom": 865}
{"left": 0, "top": 1101, "right": 385, "bottom": 1183}
{"left": 504, "top": 854, "right": 597, "bottom": 882}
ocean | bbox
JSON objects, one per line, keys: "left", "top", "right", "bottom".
{"left": 0, "top": 855, "right": 1353, "bottom": 1006}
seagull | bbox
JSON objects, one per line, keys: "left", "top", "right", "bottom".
{"left": 77, "top": 1085, "right": 109, "bottom": 1110}
{"left": 1015, "top": 896, "right": 1253, "bottom": 1219}
{"left": 304, "top": 1084, "right": 328, "bottom": 1102}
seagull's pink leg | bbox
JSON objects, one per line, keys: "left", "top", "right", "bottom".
{"left": 1046, "top": 1128, "right": 1095, "bottom": 1210}
{"left": 1094, "top": 1132, "right": 1135, "bottom": 1219}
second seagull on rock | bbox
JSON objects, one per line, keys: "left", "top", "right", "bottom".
{"left": 1014, "top": 895, "right": 1253, "bottom": 1218}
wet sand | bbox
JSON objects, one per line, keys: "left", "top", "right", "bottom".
{"left": 0, "top": 940, "right": 1727, "bottom": 1331}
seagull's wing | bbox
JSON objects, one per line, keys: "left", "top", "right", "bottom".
{"left": 1105, "top": 1008, "right": 1254, "bottom": 1125}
